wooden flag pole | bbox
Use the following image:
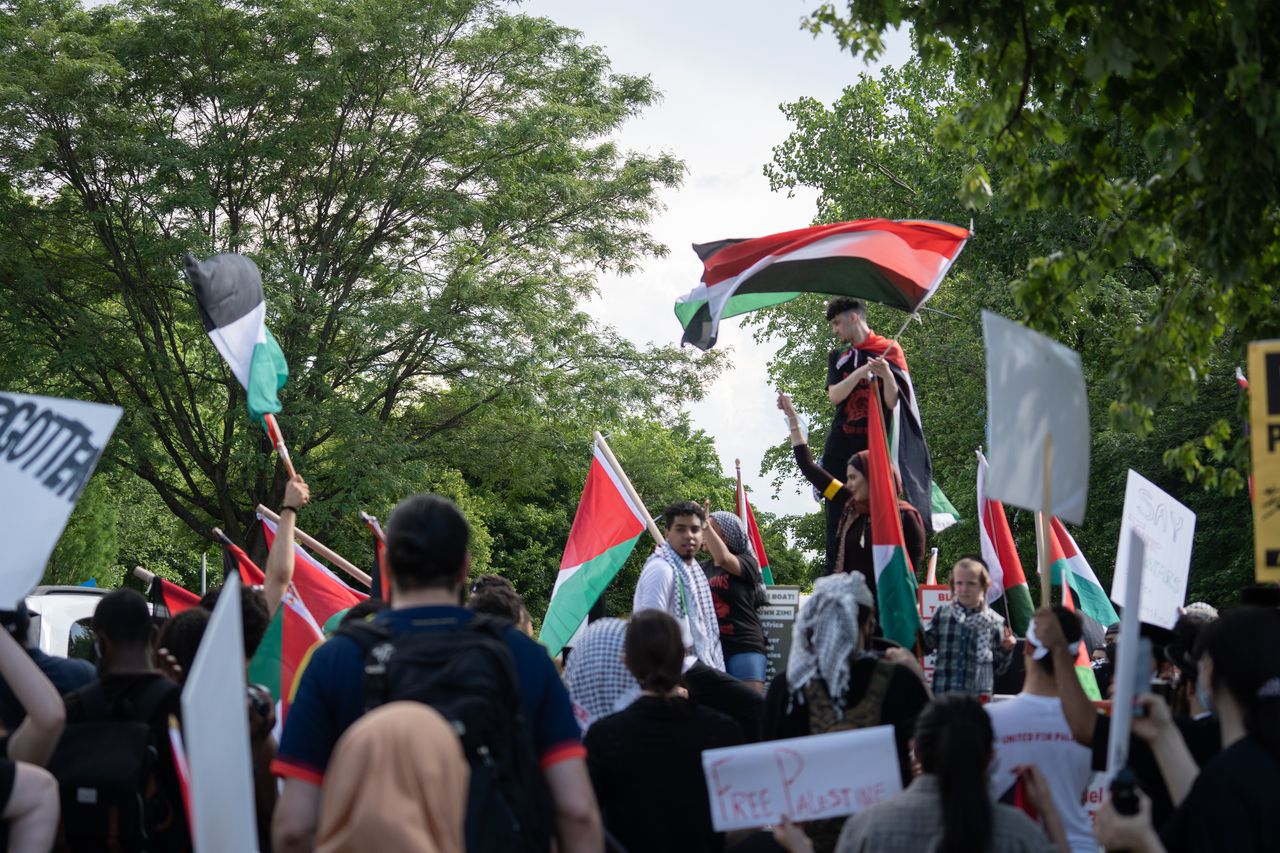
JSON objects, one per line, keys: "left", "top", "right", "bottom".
{"left": 359, "top": 512, "right": 387, "bottom": 544}
{"left": 262, "top": 413, "right": 297, "bottom": 480}
{"left": 1036, "top": 433, "right": 1055, "bottom": 608}
{"left": 593, "top": 431, "right": 664, "bottom": 548}
{"left": 133, "top": 566, "right": 156, "bottom": 586}
{"left": 255, "top": 504, "right": 372, "bottom": 587}
{"left": 735, "top": 458, "right": 747, "bottom": 524}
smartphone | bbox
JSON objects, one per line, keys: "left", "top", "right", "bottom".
{"left": 1131, "top": 637, "right": 1152, "bottom": 717}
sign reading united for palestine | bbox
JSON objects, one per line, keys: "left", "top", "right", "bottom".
{"left": 1248, "top": 341, "right": 1280, "bottom": 583}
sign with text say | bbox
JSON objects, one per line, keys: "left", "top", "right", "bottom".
{"left": 1248, "top": 341, "right": 1280, "bottom": 583}
{"left": 1111, "top": 470, "right": 1195, "bottom": 630}
{"left": 701, "top": 725, "right": 901, "bottom": 831}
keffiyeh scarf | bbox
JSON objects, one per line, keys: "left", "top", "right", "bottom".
{"left": 563, "top": 618, "right": 640, "bottom": 734}
{"left": 657, "top": 542, "right": 725, "bottom": 671}
{"left": 786, "top": 572, "right": 874, "bottom": 713}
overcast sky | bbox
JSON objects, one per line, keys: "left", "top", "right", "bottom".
{"left": 522, "top": 0, "right": 912, "bottom": 517}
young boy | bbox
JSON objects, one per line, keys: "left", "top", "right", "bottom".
{"left": 924, "top": 556, "right": 1015, "bottom": 699}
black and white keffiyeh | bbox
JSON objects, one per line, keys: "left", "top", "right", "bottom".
{"left": 785, "top": 572, "right": 874, "bottom": 713}
{"left": 656, "top": 542, "right": 725, "bottom": 671}
{"left": 563, "top": 618, "right": 640, "bottom": 734}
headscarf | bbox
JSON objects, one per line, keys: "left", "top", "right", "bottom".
{"left": 563, "top": 618, "right": 641, "bottom": 734}
{"left": 656, "top": 542, "right": 725, "bottom": 671}
{"left": 316, "top": 702, "right": 469, "bottom": 853}
{"left": 710, "top": 511, "right": 749, "bottom": 555}
{"left": 835, "top": 449, "right": 921, "bottom": 572}
{"left": 785, "top": 573, "right": 874, "bottom": 713}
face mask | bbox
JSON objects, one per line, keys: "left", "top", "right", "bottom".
{"left": 1195, "top": 680, "right": 1214, "bottom": 714}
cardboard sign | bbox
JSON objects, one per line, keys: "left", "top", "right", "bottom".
{"left": 0, "top": 392, "right": 122, "bottom": 606}
{"left": 981, "top": 311, "right": 1090, "bottom": 524}
{"left": 182, "top": 575, "right": 260, "bottom": 852}
{"left": 702, "top": 725, "right": 902, "bottom": 831}
{"left": 1248, "top": 341, "right": 1280, "bottom": 582}
{"left": 918, "top": 585, "right": 952, "bottom": 685}
{"left": 761, "top": 586, "right": 800, "bottom": 683}
{"left": 1105, "top": 532, "right": 1145, "bottom": 782}
{"left": 1111, "top": 470, "right": 1196, "bottom": 629}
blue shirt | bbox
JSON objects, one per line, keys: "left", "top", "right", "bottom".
{"left": 273, "top": 605, "right": 584, "bottom": 784}
{"left": 0, "top": 647, "right": 95, "bottom": 729}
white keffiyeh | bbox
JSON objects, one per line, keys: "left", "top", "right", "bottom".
{"left": 785, "top": 572, "right": 874, "bottom": 713}
{"left": 656, "top": 542, "right": 725, "bottom": 671}
{"left": 563, "top": 618, "right": 640, "bottom": 734}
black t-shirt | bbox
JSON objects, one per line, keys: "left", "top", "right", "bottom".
{"left": 823, "top": 348, "right": 870, "bottom": 473}
{"left": 761, "top": 655, "right": 930, "bottom": 787}
{"left": 586, "top": 696, "right": 743, "bottom": 853}
{"left": 1160, "top": 736, "right": 1280, "bottom": 853}
{"left": 701, "top": 551, "right": 766, "bottom": 658}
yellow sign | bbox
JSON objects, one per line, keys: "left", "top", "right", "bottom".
{"left": 1248, "top": 341, "right": 1280, "bottom": 582}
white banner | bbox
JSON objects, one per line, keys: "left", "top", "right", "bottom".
{"left": 0, "top": 392, "right": 122, "bottom": 604}
{"left": 1111, "top": 470, "right": 1196, "bottom": 630}
{"left": 702, "top": 725, "right": 901, "bottom": 831}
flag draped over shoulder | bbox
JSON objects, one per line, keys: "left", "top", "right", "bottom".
{"left": 675, "top": 218, "right": 970, "bottom": 351}
{"left": 149, "top": 577, "right": 200, "bottom": 618}
{"left": 977, "top": 450, "right": 1035, "bottom": 636}
{"left": 736, "top": 479, "right": 774, "bottom": 586}
{"left": 184, "top": 253, "right": 288, "bottom": 425}
{"left": 541, "top": 438, "right": 649, "bottom": 657}
{"left": 867, "top": 383, "right": 922, "bottom": 648}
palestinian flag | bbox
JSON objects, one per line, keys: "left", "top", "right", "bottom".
{"left": 247, "top": 585, "right": 325, "bottom": 723}
{"left": 541, "top": 437, "right": 649, "bottom": 657}
{"left": 223, "top": 541, "right": 265, "bottom": 587}
{"left": 736, "top": 478, "right": 774, "bottom": 586}
{"left": 149, "top": 577, "right": 200, "bottom": 618}
{"left": 977, "top": 450, "right": 1035, "bottom": 636}
{"left": 1047, "top": 518, "right": 1120, "bottom": 628}
{"left": 259, "top": 515, "right": 366, "bottom": 625}
{"left": 675, "top": 218, "right": 970, "bottom": 351}
{"left": 867, "top": 383, "right": 921, "bottom": 648}
{"left": 184, "top": 253, "right": 288, "bottom": 425}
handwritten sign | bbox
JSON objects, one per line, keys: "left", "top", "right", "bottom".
{"left": 1111, "top": 470, "right": 1195, "bottom": 630}
{"left": 761, "top": 586, "right": 800, "bottom": 683}
{"left": 982, "top": 311, "right": 1090, "bottom": 524}
{"left": 918, "top": 585, "right": 952, "bottom": 685}
{"left": 0, "top": 392, "right": 122, "bottom": 607}
{"left": 701, "top": 725, "right": 902, "bottom": 831}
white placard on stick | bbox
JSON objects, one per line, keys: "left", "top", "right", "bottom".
{"left": 982, "top": 311, "right": 1090, "bottom": 524}
{"left": 0, "top": 392, "right": 122, "bottom": 605}
{"left": 702, "top": 725, "right": 902, "bottom": 831}
{"left": 1111, "top": 470, "right": 1196, "bottom": 630}
{"left": 1106, "top": 532, "right": 1145, "bottom": 782}
{"left": 182, "top": 574, "right": 260, "bottom": 853}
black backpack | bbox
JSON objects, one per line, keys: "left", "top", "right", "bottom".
{"left": 340, "top": 616, "right": 554, "bottom": 853}
{"left": 47, "top": 678, "right": 187, "bottom": 853}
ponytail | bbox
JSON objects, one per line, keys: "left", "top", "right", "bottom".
{"left": 914, "top": 695, "right": 994, "bottom": 853}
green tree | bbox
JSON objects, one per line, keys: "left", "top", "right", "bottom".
{"left": 0, "top": 0, "right": 721, "bottom": 574}
{"left": 805, "top": 0, "right": 1279, "bottom": 491}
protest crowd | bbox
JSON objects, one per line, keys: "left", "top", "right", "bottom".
{"left": 4, "top": 237, "right": 1279, "bottom": 853}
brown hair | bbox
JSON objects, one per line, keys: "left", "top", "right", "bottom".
{"left": 950, "top": 556, "right": 992, "bottom": 593}
{"left": 625, "top": 610, "right": 684, "bottom": 694}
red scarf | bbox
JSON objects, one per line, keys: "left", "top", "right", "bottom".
{"left": 844, "top": 332, "right": 908, "bottom": 373}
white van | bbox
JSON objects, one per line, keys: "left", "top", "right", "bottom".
{"left": 23, "top": 586, "right": 118, "bottom": 663}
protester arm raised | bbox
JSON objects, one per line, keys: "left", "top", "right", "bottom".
{"left": 272, "top": 777, "right": 322, "bottom": 853}
{"left": 543, "top": 756, "right": 603, "bottom": 853}
{"left": 0, "top": 627, "right": 64, "bottom": 766}
{"left": 702, "top": 501, "right": 743, "bottom": 577}
{"left": 1131, "top": 693, "right": 1199, "bottom": 806}
{"left": 262, "top": 475, "right": 309, "bottom": 615}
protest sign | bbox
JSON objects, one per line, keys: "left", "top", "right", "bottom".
{"left": 702, "top": 725, "right": 901, "bottom": 831}
{"left": 182, "top": 575, "right": 260, "bottom": 852}
{"left": 1111, "top": 470, "right": 1196, "bottom": 629}
{"left": 761, "top": 586, "right": 799, "bottom": 683}
{"left": 981, "top": 311, "right": 1089, "bottom": 524}
{"left": 0, "top": 392, "right": 122, "bottom": 605}
{"left": 1248, "top": 341, "right": 1280, "bottom": 582}
{"left": 1105, "top": 532, "right": 1145, "bottom": 782}
{"left": 918, "top": 585, "right": 951, "bottom": 685}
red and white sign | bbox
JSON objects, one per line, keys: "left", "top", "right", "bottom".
{"left": 918, "top": 585, "right": 951, "bottom": 686}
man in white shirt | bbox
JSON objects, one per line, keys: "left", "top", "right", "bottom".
{"left": 632, "top": 501, "right": 723, "bottom": 671}
{"left": 986, "top": 605, "right": 1095, "bottom": 853}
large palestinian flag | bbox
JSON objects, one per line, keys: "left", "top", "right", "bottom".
{"left": 541, "top": 437, "right": 650, "bottom": 657}
{"left": 977, "top": 450, "right": 1035, "bottom": 636}
{"left": 259, "top": 515, "right": 366, "bottom": 625}
{"left": 675, "top": 219, "right": 970, "bottom": 351}
{"left": 867, "top": 383, "right": 921, "bottom": 648}
{"left": 184, "top": 253, "right": 288, "bottom": 425}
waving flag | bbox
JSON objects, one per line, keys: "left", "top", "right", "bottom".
{"left": 977, "top": 450, "right": 1035, "bottom": 636}
{"left": 149, "top": 577, "right": 200, "bottom": 618}
{"left": 541, "top": 437, "right": 650, "bottom": 657}
{"left": 1048, "top": 518, "right": 1120, "bottom": 628}
{"left": 184, "top": 253, "right": 288, "bottom": 426}
{"left": 867, "top": 384, "right": 922, "bottom": 648}
{"left": 735, "top": 466, "right": 774, "bottom": 585}
{"left": 259, "top": 515, "right": 366, "bottom": 625}
{"left": 676, "top": 218, "right": 970, "bottom": 351}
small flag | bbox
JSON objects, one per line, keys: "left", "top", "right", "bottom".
{"left": 1055, "top": 548, "right": 1103, "bottom": 702}
{"left": 541, "top": 437, "right": 650, "bottom": 657}
{"left": 977, "top": 450, "right": 1035, "bottom": 636}
{"left": 184, "top": 253, "right": 289, "bottom": 426}
{"left": 1047, "top": 518, "right": 1120, "bottom": 628}
{"left": 149, "top": 577, "right": 200, "bottom": 619}
{"left": 736, "top": 472, "right": 774, "bottom": 586}
{"left": 867, "top": 383, "right": 922, "bottom": 648}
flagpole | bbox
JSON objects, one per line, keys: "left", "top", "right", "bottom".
{"left": 359, "top": 512, "right": 387, "bottom": 545}
{"left": 255, "top": 504, "right": 373, "bottom": 587}
{"left": 592, "top": 431, "right": 664, "bottom": 548}
{"left": 263, "top": 413, "right": 297, "bottom": 479}
{"left": 1036, "top": 434, "right": 1055, "bottom": 608}
{"left": 735, "top": 459, "right": 746, "bottom": 524}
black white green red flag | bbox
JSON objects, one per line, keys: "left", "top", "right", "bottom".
{"left": 867, "top": 382, "right": 922, "bottom": 648}
{"left": 541, "top": 437, "right": 650, "bottom": 657}
{"left": 735, "top": 478, "right": 774, "bottom": 586}
{"left": 977, "top": 450, "right": 1035, "bottom": 636}
{"left": 675, "top": 219, "right": 970, "bottom": 350}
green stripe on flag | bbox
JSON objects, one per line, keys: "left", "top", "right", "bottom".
{"left": 248, "top": 327, "right": 288, "bottom": 424}
{"left": 674, "top": 291, "right": 801, "bottom": 329}
{"left": 877, "top": 547, "right": 921, "bottom": 648}
{"left": 541, "top": 534, "right": 642, "bottom": 656}
{"left": 930, "top": 481, "right": 960, "bottom": 533}
{"left": 1076, "top": 663, "right": 1102, "bottom": 701}
{"left": 1002, "top": 583, "right": 1036, "bottom": 637}
{"left": 1050, "top": 560, "right": 1120, "bottom": 627}
{"left": 247, "top": 605, "right": 283, "bottom": 698}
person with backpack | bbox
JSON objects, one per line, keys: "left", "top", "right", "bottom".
{"left": 701, "top": 509, "right": 768, "bottom": 693}
{"left": 762, "top": 572, "right": 930, "bottom": 852}
{"left": 51, "top": 589, "right": 190, "bottom": 853}
{"left": 272, "top": 492, "right": 601, "bottom": 853}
